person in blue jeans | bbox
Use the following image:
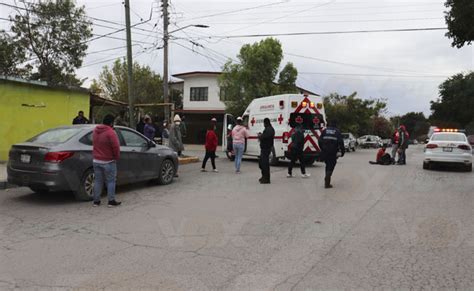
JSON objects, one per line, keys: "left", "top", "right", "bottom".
{"left": 92, "top": 114, "right": 121, "bottom": 207}
{"left": 231, "top": 117, "right": 249, "bottom": 173}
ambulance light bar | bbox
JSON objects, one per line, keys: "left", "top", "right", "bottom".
{"left": 309, "top": 102, "right": 315, "bottom": 108}
{"left": 301, "top": 101, "right": 308, "bottom": 108}
{"left": 435, "top": 128, "right": 464, "bottom": 133}
{"left": 291, "top": 101, "right": 298, "bottom": 108}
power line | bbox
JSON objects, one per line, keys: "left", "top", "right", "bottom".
{"left": 202, "top": 17, "right": 443, "bottom": 25}
{"left": 206, "top": 27, "right": 447, "bottom": 39}
{"left": 298, "top": 72, "right": 449, "bottom": 78}
{"left": 0, "top": 2, "right": 158, "bottom": 34}
{"left": 284, "top": 52, "right": 434, "bottom": 75}
{"left": 183, "top": 1, "right": 289, "bottom": 21}
{"left": 171, "top": 41, "right": 225, "bottom": 68}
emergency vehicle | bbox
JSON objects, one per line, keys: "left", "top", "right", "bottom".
{"left": 222, "top": 94, "right": 327, "bottom": 165}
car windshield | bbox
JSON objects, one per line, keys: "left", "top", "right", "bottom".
{"left": 342, "top": 133, "right": 350, "bottom": 139}
{"left": 431, "top": 133, "right": 467, "bottom": 142}
{"left": 28, "top": 128, "right": 83, "bottom": 144}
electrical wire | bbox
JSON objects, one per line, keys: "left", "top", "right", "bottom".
{"left": 182, "top": 1, "right": 289, "bottom": 21}
{"left": 298, "top": 72, "right": 449, "bottom": 78}
{"left": 205, "top": 27, "right": 447, "bottom": 39}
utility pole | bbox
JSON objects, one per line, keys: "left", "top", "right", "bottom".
{"left": 162, "top": 0, "right": 170, "bottom": 122}
{"left": 124, "top": 0, "right": 135, "bottom": 128}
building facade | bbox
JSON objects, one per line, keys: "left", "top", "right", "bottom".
{"left": 0, "top": 77, "right": 90, "bottom": 161}
{"left": 171, "top": 71, "right": 319, "bottom": 145}
{"left": 172, "top": 72, "right": 226, "bottom": 145}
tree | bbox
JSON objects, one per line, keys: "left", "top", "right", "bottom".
{"left": 430, "top": 72, "right": 474, "bottom": 128}
{"left": 444, "top": 0, "right": 474, "bottom": 48}
{"left": 0, "top": 30, "right": 27, "bottom": 77}
{"left": 323, "top": 92, "right": 388, "bottom": 136}
{"left": 398, "top": 112, "right": 430, "bottom": 139}
{"left": 372, "top": 116, "right": 393, "bottom": 139}
{"left": 220, "top": 38, "right": 296, "bottom": 116}
{"left": 10, "top": 0, "right": 92, "bottom": 85}
{"left": 278, "top": 62, "right": 298, "bottom": 94}
{"left": 92, "top": 59, "right": 164, "bottom": 104}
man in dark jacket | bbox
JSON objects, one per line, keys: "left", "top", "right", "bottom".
{"left": 287, "top": 123, "right": 309, "bottom": 178}
{"left": 72, "top": 111, "right": 89, "bottom": 125}
{"left": 92, "top": 114, "right": 121, "bottom": 207}
{"left": 258, "top": 118, "right": 275, "bottom": 184}
{"left": 397, "top": 125, "right": 409, "bottom": 165}
{"left": 319, "top": 120, "right": 345, "bottom": 188}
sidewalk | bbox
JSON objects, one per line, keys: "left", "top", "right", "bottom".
{"left": 182, "top": 144, "right": 223, "bottom": 157}
{"left": 0, "top": 163, "right": 6, "bottom": 189}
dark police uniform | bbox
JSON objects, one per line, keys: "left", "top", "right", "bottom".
{"left": 259, "top": 119, "right": 275, "bottom": 184}
{"left": 319, "top": 125, "right": 345, "bottom": 188}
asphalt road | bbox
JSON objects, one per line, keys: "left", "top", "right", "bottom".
{"left": 1, "top": 145, "right": 473, "bottom": 290}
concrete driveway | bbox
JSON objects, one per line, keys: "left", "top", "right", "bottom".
{"left": 0, "top": 145, "right": 473, "bottom": 289}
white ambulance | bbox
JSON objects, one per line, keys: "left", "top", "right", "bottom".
{"left": 222, "top": 94, "right": 327, "bottom": 165}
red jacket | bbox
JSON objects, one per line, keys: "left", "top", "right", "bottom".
{"left": 376, "top": 148, "right": 385, "bottom": 162}
{"left": 93, "top": 125, "right": 120, "bottom": 161}
{"left": 205, "top": 130, "right": 218, "bottom": 152}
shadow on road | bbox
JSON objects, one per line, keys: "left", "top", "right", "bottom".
{"left": 426, "top": 164, "right": 471, "bottom": 173}
{"left": 7, "top": 181, "right": 171, "bottom": 205}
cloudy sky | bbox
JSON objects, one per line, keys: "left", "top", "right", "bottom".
{"left": 1, "top": 0, "right": 473, "bottom": 116}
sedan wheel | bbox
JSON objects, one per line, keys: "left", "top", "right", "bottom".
{"left": 158, "top": 159, "right": 175, "bottom": 185}
{"left": 74, "top": 168, "right": 95, "bottom": 201}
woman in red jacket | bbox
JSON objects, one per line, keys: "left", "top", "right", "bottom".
{"left": 201, "top": 118, "right": 218, "bottom": 172}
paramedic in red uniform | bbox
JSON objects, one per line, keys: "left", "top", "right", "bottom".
{"left": 319, "top": 120, "right": 345, "bottom": 188}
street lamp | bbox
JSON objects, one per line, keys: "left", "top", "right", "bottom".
{"left": 163, "top": 23, "right": 209, "bottom": 121}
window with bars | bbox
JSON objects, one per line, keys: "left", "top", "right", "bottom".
{"left": 190, "top": 87, "right": 208, "bottom": 101}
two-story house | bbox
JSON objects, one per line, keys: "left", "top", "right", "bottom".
{"left": 171, "top": 71, "right": 318, "bottom": 145}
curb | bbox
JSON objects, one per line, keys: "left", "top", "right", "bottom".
{"left": 0, "top": 181, "right": 8, "bottom": 190}
{"left": 179, "top": 156, "right": 200, "bottom": 165}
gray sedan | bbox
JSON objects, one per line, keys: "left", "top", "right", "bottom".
{"left": 7, "top": 125, "right": 179, "bottom": 201}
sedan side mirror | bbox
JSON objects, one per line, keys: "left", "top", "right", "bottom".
{"left": 147, "top": 140, "right": 156, "bottom": 148}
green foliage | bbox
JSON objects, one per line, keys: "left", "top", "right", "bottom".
{"left": 372, "top": 116, "right": 393, "bottom": 139}
{"left": 323, "top": 92, "right": 389, "bottom": 137}
{"left": 396, "top": 112, "right": 430, "bottom": 139}
{"left": 220, "top": 38, "right": 296, "bottom": 116}
{"left": 0, "top": 30, "right": 27, "bottom": 76}
{"left": 278, "top": 62, "right": 299, "bottom": 94}
{"left": 430, "top": 72, "right": 474, "bottom": 128}
{"left": 92, "top": 59, "right": 164, "bottom": 104}
{"left": 10, "top": 0, "right": 92, "bottom": 85}
{"left": 444, "top": 0, "right": 474, "bottom": 48}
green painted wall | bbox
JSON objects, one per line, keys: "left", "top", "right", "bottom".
{"left": 0, "top": 80, "right": 90, "bottom": 161}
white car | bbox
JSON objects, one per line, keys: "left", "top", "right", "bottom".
{"left": 342, "top": 133, "right": 356, "bottom": 152}
{"left": 423, "top": 132, "right": 472, "bottom": 171}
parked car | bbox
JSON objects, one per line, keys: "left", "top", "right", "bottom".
{"left": 381, "top": 139, "right": 392, "bottom": 147}
{"left": 357, "top": 135, "right": 383, "bottom": 148}
{"left": 342, "top": 133, "right": 356, "bottom": 152}
{"left": 423, "top": 132, "right": 472, "bottom": 171}
{"left": 7, "top": 125, "right": 179, "bottom": 201}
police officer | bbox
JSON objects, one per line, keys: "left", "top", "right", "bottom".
{"left": 258, "top": 118, "right": 275, "bottom": 184}
{"left": 319, "top": 120, "right": 345, "bottom": 188}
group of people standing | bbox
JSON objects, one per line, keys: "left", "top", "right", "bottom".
{"left": 136, "top": 114, "right": 185, "bottom": 156}
{"left": 391, "top": 125, "right": 410, "bottom": 165}
{"left": 200, "top": 116, "right": 275, "bottom": 184}
{"left": 72, "top": 110, "right": 187, "bottom": 157}
{"left": 201, "top": 116, "right": 346, "bottom": 188}
{"left": 369, "top": 125, "right": 410, "bottom": 166}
